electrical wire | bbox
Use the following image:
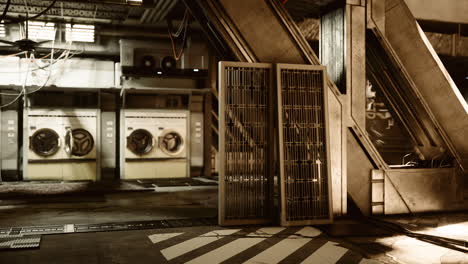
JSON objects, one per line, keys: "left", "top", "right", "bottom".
{"left": 0, "top": 52, "right": 32, "bottom": 108}
{"left": 170, "top": 9, "right": 189, "bottom": 38}
{"left": 1, "top": 0, "right": 57, "bottom": 25}
{"left": 23, "top": 0, "right": 30, "bottom": 19}
{"left": 24, "top": 30, "right": 55, "bottom": 95}
{"left": 0, "top": 51, "right": 27, "bottom": 58}
{"left": 167, "top": 9, "right": 190, "bottom": 61}
{"left": 0, "top": 34, "right": 78, "bottom": 97}
{"left": 0, "top": 43, "right": 78, "bottom": 75}
{"left": 0, "top": 0, "right": 11, "bottom": 23}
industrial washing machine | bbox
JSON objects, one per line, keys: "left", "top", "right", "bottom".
{"left": 121, "top": 109, "right": 189, "bottom": 179}
{"left": 24, "top": 109, "right": 100, "bottom": 181}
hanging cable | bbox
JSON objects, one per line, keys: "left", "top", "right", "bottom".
{"left": 167, "top": 9, "right": 190, "bottom": 61}
{"left": 0, "top": 0, "right": 11, "bottom": 23}
{"left": 1, "top": 0, "right": 57, "bottom": 25}
{"left": 0, "top": 32, "right": 76, "bottom": 96}
{"left": 0, "top": 51, "right": 27, "bottom": 58}
{"left": 170, "top": 9, "right": 189, "bottom": 38}
{"left": 23, "top": 0, "right": 30, "bottom": 18}
{"left": 0, "top": 52, "right": 32, "bottom": 108}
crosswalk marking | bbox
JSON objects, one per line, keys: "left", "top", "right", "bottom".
{"left": 185, "top": 227, "right": 285, "bottom": 264}
{"left": 148, "top": 233, "right": 183, "bottom": 244}
{"left": 161, "top": 229, "right": 240, "bottom": 261}
{"left": 243, "top": 226, "right": 322, "bottom": 264}
{"left": 300, "top": 241, "right": 348, "bottom": 264}
{"left": 359, "top": 259, "right": 381, "bottom": 264}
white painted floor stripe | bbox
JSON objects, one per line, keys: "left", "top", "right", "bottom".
{"left": 359, "top": 259, "right": 381, "bottom": 264}
{"left": 243, "top": 226, "right": 322, "bottom": 264}
{"left": 161, "top": 229, "right": 240, "bottom": 261}
{"left": 186, "top": 227, "right": 285, "bottom": 264}
{"left": 148, "top": 233, "right": 183, "bottom": 244}
{"left": 300, "top": 241, "right": 349, "bottom": 264}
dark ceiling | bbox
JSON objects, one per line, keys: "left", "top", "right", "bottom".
{"left": 0, "top": 0, "right": 339, "bottom": 25}
{"left": 284, "top": 0, "right": 341, "bottom": 19}
{"left": 0, "top": 0, "right": 187, "bottom": 25}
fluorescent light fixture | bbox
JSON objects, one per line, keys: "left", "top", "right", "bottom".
{"left": 193, "top": 69, "right": 199, "bottom": 72}
{"left": 157, "top": 71, "right": 162, "bottom": 75}
{"left": 28, "top": 21, "right": 56, "bottom": 40}
{"left": 65, "top": 24, "right": 95, "bottom": 43}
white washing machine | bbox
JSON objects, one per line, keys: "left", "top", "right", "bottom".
{"left": 24, "top": 109, "right": 100, "bottom": 181}
{"left": 122, "top": 109, "right": 189, "bottom": 179}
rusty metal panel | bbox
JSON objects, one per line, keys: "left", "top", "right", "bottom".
{"left": 218, "top": 61, "right": 274, "bottom": 226}
{"left": 277, "top": 64, "right": 333, "bottom": 226}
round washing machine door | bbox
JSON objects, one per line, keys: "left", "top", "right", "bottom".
{"left": 159, "top": 130, "right": 184, "bottom": 156}
{"left": 30, "top": 128, "right": 61, "bottom": 157}
{"left": 127, "top": 129, "right": 155, "bottom": 155}
{"left": 64, "top": 128, "right": 95, "bottom": 157}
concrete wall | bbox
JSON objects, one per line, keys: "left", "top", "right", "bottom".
{"left": 386, "top": 0, "right": 468, "bottom": 173}
{"left": 404, "top": 0, "right": 468, "bottom": 24}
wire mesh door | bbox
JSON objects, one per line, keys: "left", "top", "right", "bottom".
{"left": 277, "top": 64, "right": 333, "bottom": 226}
{"left": 218, "top": 62, "right": 275, "bottom": 226}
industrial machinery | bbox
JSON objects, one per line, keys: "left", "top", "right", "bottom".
{"left": 119, "top": 39, "right": 208, "bottom": 77}
{"left": 24, "top": 109, "right": 100, "bottom": 181}
{"left": 121, "top": 109, "right": 189, "bottom": 179}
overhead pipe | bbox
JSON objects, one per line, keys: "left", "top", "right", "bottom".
{"left": 155, "top": 0, "right": 178, "bottom": 22}
{"left": 151, "top": 0, "right": 173, "bottom": 22}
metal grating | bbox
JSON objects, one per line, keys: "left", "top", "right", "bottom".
{"left": 218, "top": 62, "right": 274, "bottom": 226}
{"left": 0, "top": 235, "right": 41, "bottom": 250}
{"left": 277, "top": 64, "right": 332, "bottom": 226}
{"left": 0, "top": 218, "right": 217, "bottom": 237}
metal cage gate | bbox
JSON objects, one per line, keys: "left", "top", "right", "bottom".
{"left": 218, "top": 62, "right": 332, "bottom": 226}
{"left": 277, "top": 64, "right": 333, "bottom": 226}
{"left": 218, "top": 62, "right": 275, "bottom": 225}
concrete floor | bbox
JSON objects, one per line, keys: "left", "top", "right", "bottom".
{"left": 0, "top": 181, "right": 467, "bottom": 264}
{"left": 0, "top": 225, "right": 395, "bottom": 264}
{"left": 0, "top": 184, "right": 218, "bottom": 227}
{"left": 340, "top": 213, "right": 468, "bottom": 264}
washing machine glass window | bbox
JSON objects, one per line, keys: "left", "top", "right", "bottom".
{"left": 65, "top": 128, "right": 95, "bottom": 157}
{"left": 159, "top": 130, "right": 184, "bottom": 156}
{"left": 127, "top": 129, "right": 154, "bottom": 155}
{"left": 30, "top": 128, "right": 61, "bottom": 157}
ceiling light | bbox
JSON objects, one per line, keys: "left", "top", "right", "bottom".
{"left": 65, "top": 24, "right": 95, "bottom": 43}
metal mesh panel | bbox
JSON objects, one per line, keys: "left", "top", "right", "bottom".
{"left": 278, "top": 65, "right": 332, "bottom": 226}
{"left": 219, "top": 62, "right": 273, "bottom": 225}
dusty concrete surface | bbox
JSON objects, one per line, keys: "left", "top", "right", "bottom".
{"left": 0, "top": 185, "right": 218, "bottom": 227}
{"left": 0, "top": 181, "right": 466, "bottom": 264}
{"left": 341, "top": 213, "right": 468, "bottom": 264}
{"left": 0, "top": 225, "right": 394, "bottom": 264}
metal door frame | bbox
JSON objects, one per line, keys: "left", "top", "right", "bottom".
{"left": 218, "top": 61, "right": 275, "bottom": 226}
{"left": 277, "top": 63, "right": 333, "bottom": 226}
